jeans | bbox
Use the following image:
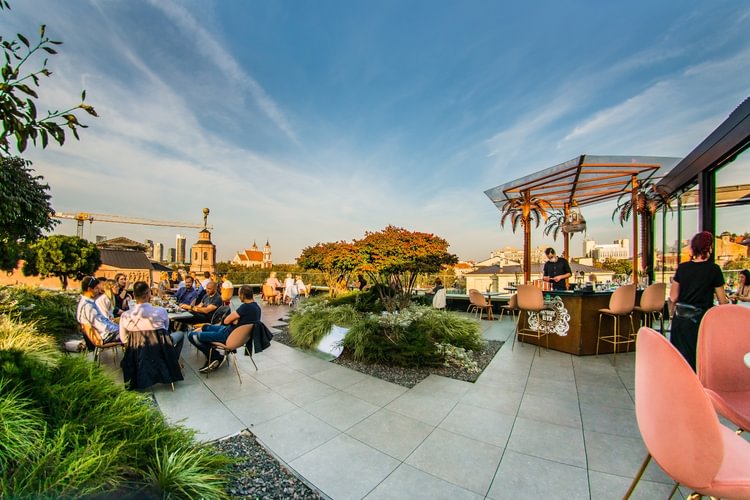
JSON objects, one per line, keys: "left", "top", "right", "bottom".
{"left": 170, "top": 330, "right": 185, "bottom": 358}
{"left": 188, "top": 324, "right": 230, "bottom": 361}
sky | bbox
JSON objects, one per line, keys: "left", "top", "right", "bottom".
{"left": 5, "top": 0, "right": 750, "bottom": 263}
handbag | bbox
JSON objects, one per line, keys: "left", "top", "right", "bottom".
{"left": 674, "top": 302, "right": 703, "bottom": 323}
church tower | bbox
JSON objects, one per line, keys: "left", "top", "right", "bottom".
{"left": 190, "top": 208, "right": 216, "bottom": 274}
{"left": 262, "top": 240, "right": 272, "bottom": 269}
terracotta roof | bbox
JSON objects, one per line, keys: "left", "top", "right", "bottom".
{"left": 100, "top": 249, "right": 153, "bottom": 269}
{"left": 235, "top": 249, "right": 263, "bottom": 262}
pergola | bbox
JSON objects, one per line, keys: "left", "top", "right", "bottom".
{"left": 484, "top": 154, "right": 681, "bottom": 284}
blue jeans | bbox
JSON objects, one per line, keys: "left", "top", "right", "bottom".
{"left": 188, "top": 324, "right": 229, "bottom": 361}
{"left": 170, "top": 331, "right": 185, "bottom": 358}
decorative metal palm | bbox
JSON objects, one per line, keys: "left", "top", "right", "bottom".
{"left": 612, "top": 181, "right": 672, "bottom": 274}
{"left": 543, "top": 210, "right": 566, "bottom": 241}
{"left": 500, "top": 192, "right": 551, "bottom": 282}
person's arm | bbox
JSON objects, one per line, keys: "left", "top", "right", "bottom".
{"left": 668, "top": 280, "right": 679, "bottom": 317}
{"left": 555, "top": 260, "right": 572, "bottom": 282}
{"left": 119, "top": 320, "right": 128, "bottom": 344}
{"left": 715, "top": 287, "right": 729, "bottom": 305}
{"left": 223, "top": 310, "right": 240, "bottom": 325}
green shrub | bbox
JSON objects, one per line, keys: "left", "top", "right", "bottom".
{"left": 341, "top": 306, "right": 482, "bottom": 367}
{"left": 0, "top": 314, "right": 61, "bottom": 369}
{"left": 288, "top": 301, "right": 359, "bottom": 349}
{"left": 0, "top": 285, "right": 78, "bottom": 342}
{"left": 143, "top": 446, "right": 231, "bottom": 500}
{"left": 0, "top": 380, "right": 45, "bottom": 473}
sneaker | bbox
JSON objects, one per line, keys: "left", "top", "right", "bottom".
{"left": 199, "top": 359, "right": 219, "bottom": 373}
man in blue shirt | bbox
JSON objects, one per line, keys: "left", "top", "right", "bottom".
{"left": 174, "top": 275, "right": 199, "bottom": 306}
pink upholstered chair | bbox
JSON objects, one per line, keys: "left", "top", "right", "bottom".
{"left": 697, "top": 304, "right": 750, "bottom": 434}
{"left": 513, "top": 284, "right": 551, "bottom": 355}
{"left": 468, "top": 289, "right": 493, "bottom": 320}
{"left": 624, "top": 327, "right": 750, "bottom": 499}
{"left": 499, "top": 293, "right": 518, "bottom": 322}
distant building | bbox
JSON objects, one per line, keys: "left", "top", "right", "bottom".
{"left": 96, "top": 237, "right": 154, "bottom": 285}
{"left": 232, "top": 240, "right": 272, "bottom": 269}
{"left": 176, "top": 234, "right": 186, "bottom": 264}
{"left": 465, "top": 263, "right": 614, "bottom": 293}
{"left": 680, "top": 234, "right": 748, "bottom": 264}
{"left": 154, "top": 242, "right": 164, "bottom": 262}
{"left": 144, "top": 239, "right": 154, "bottom": 259}
{"left": 190, "top": 228, "right": 216, "bottom": 274}
{"left": 586, "top": 239, "right": 630, "bottom": 261}
{"left": 168, "top": 248, "right": 176, "bottom": 263}
{"left": 96, "top": 235, "right": 107, "bottom": 243}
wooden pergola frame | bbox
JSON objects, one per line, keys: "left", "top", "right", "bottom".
{"left": 484, "top": 155, "right": 681, "bottom": 284}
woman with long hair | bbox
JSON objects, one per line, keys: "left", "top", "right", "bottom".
{"left": 729, "top": 269, "right": 750, "bottom": 303}
{"left": 96, "top": 278, "right": 118, "bottom": 320}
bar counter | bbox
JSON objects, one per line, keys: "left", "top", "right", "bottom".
{"left": 518, "top": 289, "right": 643, "bottom": 355}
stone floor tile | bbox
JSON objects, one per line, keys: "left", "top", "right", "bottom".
{"left": 342, "top": 376, "right": 408, "bottom": 407}
{"left": 589, "top": 470, "right": 677, "bottom": 500}
{"left": 223, "top": 388, "right": 299, "bottom": 427}
{"left": 524, "top": 376, "right": 579, "bottom": 403}
{"left": 517, "top": 393, "right": 582, "bottom": 429}
{"left": 487, "top": 450, "right": 589, "bottom": 499}
{"left": 385, "top": 391, "right": 458, "bottom": 426}
{"left": 506, "top": 417, "right": 586, "bottom": 468}
{"left": 405, "top": 428, "right": 503, "bottom": 495}
{"left": 584, "top": 430, "right": 672, "bottom": 483}
{"left": 291, "top": 434, "right": 399, "bottom": 500}
{"left": 303, "top": 391, "right": 380, "bottom": 431}
{"left": 460, "top": 383, "right": 524, "bottom": 416}
{"left": 439, "top": 402, "right": 515, "bottom": 447}
{"left": 580, "top": 402, "right": 640, "bottom": 438}
{"left": 310, "top": 364, "right": 369, "bottom": 389}
{"left": 273, "top": 376, "right": 339, "bottom": 406}
{"left": 252, "top": 408, "right": 339, "bottom": 463}
{"left": 347, "top": 409, "right": 434, "bottom": 461}
{"left": 365, "top": 464, "right": 483, "bottom": 500}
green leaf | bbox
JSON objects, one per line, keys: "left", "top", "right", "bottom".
{"left": 16, "top": 84, "right": 38, "bottom": 98}
{"left": 81, "top": 89, "right": 86, "bottom": 101}
{"left": 40, "top": 24, "right": 46, "bottom": 38}
{"left": 17, "top": 33, "right": 29, "bottom": 47}
{"left": 42, "top": 46, "right": 57, "bottom": 55}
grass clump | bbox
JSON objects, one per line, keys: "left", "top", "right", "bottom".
{"left": 0, "top": 285, "right": 79, "bottom": 343}
{"left": 288, "top": 300, "right": 359, "bottom": 349}
{"left": 0, "top": 313, "right": 231, "bottom": 498}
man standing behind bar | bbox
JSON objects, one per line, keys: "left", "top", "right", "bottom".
{"left": 543, "top": 247, "right": 572, "bottom": 291}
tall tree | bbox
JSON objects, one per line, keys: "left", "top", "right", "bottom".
{"left": 22, "top": 235, "right": 101, "bottom": 289}
{"left": 1, "top": 2, "right": 97, "bottom": 157}
{"left": 297, "top": 241, "right": 360, "bottom": 296}
{"left": 353, "top": 226, "right": 457, "bottom": 312}
{"left": 0, "top": 156, "right": 56, "bottom": 271}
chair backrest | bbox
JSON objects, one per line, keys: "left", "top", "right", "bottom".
{"left": 507, "top": 293, "right": 518, "bottom": 309}
{"left": 608, "top": 284, "right": 636, "bottom": 314}
{"left": 639, "top": 282, "right": 666, "bottom": 313}
{"left": 432, "top": 288, "right": 447, "bottom": 309}
{"left": 468, "top": 289, "right": 488, "bottom": 307}
{"left": 211, "top": 305, "right": 230, "bottom": 324}
{"left": 224, "top": 324, "right": 254, "bottom": 350}
{"left": 635, "top": 327, "right": 723, "bottom": 488}
{"left": 516, "top": 284, "right": 544, "bottom": 312}
{"left": 262, "top": 284, "right": 275, "bottom": 297}
{"left": 698, "top": 304, "right": 750, "bottom": 393}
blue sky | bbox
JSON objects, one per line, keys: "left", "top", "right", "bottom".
{"left": 6, "top": 1, "right": 750, "bottom": 262}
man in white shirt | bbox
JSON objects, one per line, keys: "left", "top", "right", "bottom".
{"left": 76, "top": 276, "right": 120, "bottom": 344}
{"left": 119, "top": 281, "right": 184, "bottom": 357}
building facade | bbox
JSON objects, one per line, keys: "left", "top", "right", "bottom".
{"left": 190, "top": 228, "right": 216, "bottom": 274}
{"left": 176, "top": 234, "right": 186, "bottom": 264}
{"left": 232, "top": 240, "right": 272, "bottom": 268}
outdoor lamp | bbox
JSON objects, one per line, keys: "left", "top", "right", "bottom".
{"left": 562, "top": 201, "right": 586, "bottom": 233}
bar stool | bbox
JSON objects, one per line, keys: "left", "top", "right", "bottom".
{"left": 633, "top": 282, "right": 666, "bottom": 333}
{"left": 513, "top": 284, "right": 552, "bottom": 356}
{"left": 596, "top": 283, "right": 636, "bottom": 365}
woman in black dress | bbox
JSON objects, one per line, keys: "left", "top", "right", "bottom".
{"left": 668, "top": 231, "right": 729, "bottom": 370}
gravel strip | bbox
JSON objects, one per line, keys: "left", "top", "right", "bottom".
{"left": 213, "top": 432, "right": 322, "bottom": 499}
{"left": 272, "top": 326, "right": 503, "bottom": 388}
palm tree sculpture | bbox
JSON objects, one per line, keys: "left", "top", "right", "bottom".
{"left": 500, "top": 191, "right": 551, "bottom": 283}
{"left": 612, "top": 180, "right": 671, "bottom": 281}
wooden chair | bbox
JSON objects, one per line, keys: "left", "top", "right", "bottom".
{"left": 596, "top": 284, "right": 636, "bottom": 365}
{"left": 499, "top": 293, "right": 518, "bottom": 322}
{"left": 468, "top": 289, "right": 493, "bottom": 319}
{"left": 81, "top": 323, "right": 124, "bottom": 367}
{"left": 206, "top": 324, "right": 257, "bottom": 384}
{"left": 633, "top": 282, "right": 666, "bottom": 332}
{"left": 513, "top": 285, "right": 551, "bottom": 356}
{"left": 262, "top": 284, "right": 279, "bottom": 305}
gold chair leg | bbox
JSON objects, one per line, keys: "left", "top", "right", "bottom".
{"left": 596, "top": 314, "right": 603, "bottom": 356}
{"left": 624, "top": 453, "right": 651, "bottom": 499}
{"left": 231, "top": 352, "right": 242, "bottom": 384}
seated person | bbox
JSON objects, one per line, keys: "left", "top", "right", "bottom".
{"left": 113, "top": 273, "right": 132, "bottom": 315}
{"left": 180, "top": 281, "right": 223, "bottom": 325}
{"left": 265, "top": 272, "right": 282, "bottom": 303}
{"left": 76, "top": 276, "right": 120, "bottom": 344}
{"left": 119, "top": 281, "right": 184, "bottom": 357}
{"left": 295, "top": 275, "right": 308, "bottom": 297}
{"left": 729, "top": 269, "right": 750, "bottom": 304}
{"left": 189, "top": 285, "right": 261, "bottom": 372}
{"left": 174, "top": 275, "right": 200, "bottom": 306}
{"left": 95, "top": 277, "right": 118, "bottom": 320}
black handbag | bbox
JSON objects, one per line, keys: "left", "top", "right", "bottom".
{"left": 674, "top": 302, "right": 703, "bottom": 323}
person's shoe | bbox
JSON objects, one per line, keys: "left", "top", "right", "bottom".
{"left": 199, "top": 360, "right": 219, "bottom": 373}
{"left": 216, "top": 356, "right": 227, "bottom": 369}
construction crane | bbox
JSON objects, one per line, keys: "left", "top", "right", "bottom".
{"left": 52, "top": 212, "right": 213, "bottom": 238}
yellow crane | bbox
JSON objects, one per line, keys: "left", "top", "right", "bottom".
{"left": 52, "top": 212, "right": 213, "bottom": 238}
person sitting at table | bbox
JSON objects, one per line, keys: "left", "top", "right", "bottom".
{"left": 76, "top": 276, "right": 120, "bottom": 345}
{"left": 295, "top": 275, "right": 309, "bottom": 297}
{"left": 119, "top": 281, "right": 185, "bottom": 357}
{"left": 189, "top": 285, "right": 261, "bottom": 372}
{"left": 200, "top": 271, "right": 211, "bottom": 290}
{"left": 95, "top": 278, "right": 118, "bottom": 320}
{"left": 113, "top": 273, "right": 132, "bottom": 314}
{"left": 180, "top": 280, "right": 223, "bottom": 325}
{"left": 174, "top": 275, "right": 200, "bottom": 306}
{"left": 542, "top": 247, "right": 572, "bottom": 291}
{"left": 283, "top": 273, "right": 297, "bottom": 304}
{"left": 265, "top": 272, "right": 283, "bottom": 303}
{"left": 729, "top": 269, "right": 750, "bottom": 304}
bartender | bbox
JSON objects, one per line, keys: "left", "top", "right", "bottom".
{"left": 543, "top": 247, "right": 572, "bottom": 291}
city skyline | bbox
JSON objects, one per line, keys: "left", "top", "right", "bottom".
{"left": 5, "top": 1, "right": 750, "bottom": 262}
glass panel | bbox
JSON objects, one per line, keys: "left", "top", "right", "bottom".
{"left": 714, "top": 148, "right": 750, "bottom": 292}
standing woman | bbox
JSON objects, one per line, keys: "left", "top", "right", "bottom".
{"left": 669, "top": 231, "right": 729, "bottom": 370}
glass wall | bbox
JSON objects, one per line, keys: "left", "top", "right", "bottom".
{"left": 714, "top": 148, "right": 750, "bottom": 289}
